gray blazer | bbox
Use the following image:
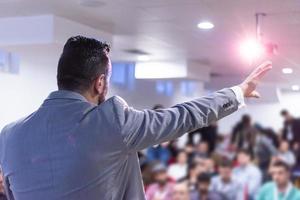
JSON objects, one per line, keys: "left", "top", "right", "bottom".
{"left": 0, "top": 89, "right": 238, "bottom": 200}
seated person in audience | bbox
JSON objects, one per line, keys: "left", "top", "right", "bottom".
{"left": 233, "top": 149, "right": 262, "bottom": 200}
{"left": 281, "top": 110, "right": 300, "bottom": 151}
{"left": 210, "top": 159, "right": 242, "bottom": 200}
{"left": 187, "top": 122, "right": 218, "bottom": 153}
{"left": 254, "top": 126, "right": 278, "bottom": 182}
{"left": 190, "top": 141, "right": 210, "bottom": 164}
{"left": 179, "top": 161, "right": 204, "bottom": 192}
{"left": 202, "top": 158, "right": 217, "bottom": 177}
{"left": 146, "top": 142, "right": 171, "bottom": 166}
{"left": 146, "top": 163, "right": 174, "bottom": 200}
{"left": 257, "top": 160, "right": 300, "bottom": 200}
{"left": 167, "top": 150, "right": 188, "bottom": 181}
{"left": 0, "top": 170, "right": 7, "bottom": 200}
{"left": 171, "top": 182, "right": 190, "bottom": 200}
{"left": 275, "top": 140, "right": 296, "bottom": 167}
{"left": 190, "top": 173, "right": 226, "bottom": 200}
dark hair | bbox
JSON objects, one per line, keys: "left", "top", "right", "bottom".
{"left": 219, "top": 158, "right": 233, "bottom": 168}
{"left": 280, "top": 109, "right": 289, "bottom": 117}
{"left": 197, "top": 173, "right": 211, "bottom": 184}
{"left": 241, "top": 114, "right": 251, "bottom": 124}
{"left": 57, "top": 36, "right": 110, "bottom": 92}
{"left": 272, "top": 160, "right": 291, "bottom": 172}
{"left": 237, "top": 148, "right": 253, "bottom": 159}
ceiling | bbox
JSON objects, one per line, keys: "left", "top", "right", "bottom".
{"left": 0, "top": 0, "right": 300, "bottom": 90}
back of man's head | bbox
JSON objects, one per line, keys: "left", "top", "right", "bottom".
{"left": 57, "top": 36, "right": 110, "bottom": 92}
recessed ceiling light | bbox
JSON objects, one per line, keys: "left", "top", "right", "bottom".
{"left": 197, "top": 21, "right": 214, "bottom": 29}
{"left": 137, "top": 55, "right": 150, "bottom": 62}
{"left": 79, "top": 0, "right": 105, "bottom": 7}
{"left": 282, "top": 68, "right": 293, "bottom": 74}
{"left": 292, "top": 85, "right": 300, "bottom": 91}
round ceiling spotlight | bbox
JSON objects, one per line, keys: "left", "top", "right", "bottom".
{"left": 282, "top": 68, "right": 293, "bottom": 74}
{"left": 292, "top": 85, "right": 300, "bottom": 91}
{"left": 79, "top": 0, "right": 106, "bottom": 7}
{"left": 197, "top": 21, "right": 214, "bottom": 30}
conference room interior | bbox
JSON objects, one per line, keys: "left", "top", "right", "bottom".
{"left": 1, "top": 0, "right": 300, "bottom": 200}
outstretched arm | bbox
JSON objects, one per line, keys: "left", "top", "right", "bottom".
{"left": 114, "top": 61, "right": 272, "bottom": 151}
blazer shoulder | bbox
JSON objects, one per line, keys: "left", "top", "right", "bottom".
{"left": 97, "top": 96, "right": 129, "bottom": 128}
{"left": 109, "top": 96, "right": 129, "bottom": 107}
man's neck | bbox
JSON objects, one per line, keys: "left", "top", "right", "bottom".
{"left": 277, "top": 182, "right": 290, "bottom": 193}
{"left": 81, "top": 91, "right": 98, "bottom": 105}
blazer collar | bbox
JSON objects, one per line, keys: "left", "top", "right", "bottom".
{"left": 45, "top": 90, "right": 88, "bottom": 102}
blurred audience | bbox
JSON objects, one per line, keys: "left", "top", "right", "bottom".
{"left": 179, "top": 161, "right": 203, "bottom": 193}
{"left": 167, "top": 150, "right": 188, "bottom": 181}
{"left": 146, "top": 163, "right": 174, "bottom": 200}
{"left": 231, "top": 115, "right": 257, "bottom": 152}
{"left": 146, "top": 142, "right": 171, "bottom": 166}
{"left": 257, "top": 160, "right": 300, "bottom": 200}
{"left": 275, "top": 140, "right": 296, "bottom": 167}
{"left": 141, "top": 109, "right": 300, "bottom": 200}
{"left": 188, "top": 122, "right": 218, "bottom": 153}
{"left": 190, "top": 173, "right": 225, "bottom": 200}
{"left": 0, "top": 170, "right": 7, "bottom": 200}
{"left": 190, "top": 141, "right": 210, "bottom": 163}
{"left": 281, "top": 110, "right": 300, "bottom": 151}
{"left": 254, "top": 126, "right": 278, "bottom": 181}
{"left": 232, "top": 149, "right": 262, "bottom": 200}
{"left": 210, "top": 159, "right": 242, "bottom": 200}
{"left": 171, "top": 182, "right": 190, "bottom": 200}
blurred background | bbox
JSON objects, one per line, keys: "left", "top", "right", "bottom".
{"left": 0, "top": 0, "right": 300, "bottom": 200}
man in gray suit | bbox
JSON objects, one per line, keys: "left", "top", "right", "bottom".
{"left": 0, "top": 36, "right": 272, "bottom": 200}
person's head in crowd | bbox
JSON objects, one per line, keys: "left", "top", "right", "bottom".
{"left": 270, "top": 160, "right": 291, "bottom": 188}
{"left": 57, "top": 36, "right": 111, "bottom": 105}
{"left": 196, "top": 141, "right": 209, "bottom": 155}
{"left": 237, "top": 149, "right": 252, "bottom": 166}
{"left": 203, "top": 158, "right": 215, "bottom": 174}
{"left": 279, "top": 140, "right": 290, "bottom": 153}
{"left": 196, "top": 173, "right": 211, "bottom": 195}
{"left": 151, "top": 163, "right": 169, "bottom": 186}
{"left": 280, "top": 109, "right": 293, "bottom": 123}
{"left": 0, "top": 170, "right": 4, "bottom": 194}
{"left": 187, "top": 161, "right": 201, "bottom": 180}
{"left": 171, "top": 182, "right": 190, "bottom": 200}
{"left": 241, "top": 114, "right": 251, "bottom": 127}
{"left": 184, "top": 143, "right": 195, "bottom": 154}
{"left": 176, "top": 150, "right": 188, "bottom": 165}
{"left": 218, "top": 159, "right": 233, "bottom": 183}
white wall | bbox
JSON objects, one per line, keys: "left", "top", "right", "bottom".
{"left": 0, "top": 52, "right": 57, "bottom": 129}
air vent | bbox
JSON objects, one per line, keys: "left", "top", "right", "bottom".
{"left": 123, "top": 49, "right": 150, "bottom": 55}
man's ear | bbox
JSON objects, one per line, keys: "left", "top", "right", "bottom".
{"left": 94, "top": 74, "right": 106, "bottom": 95}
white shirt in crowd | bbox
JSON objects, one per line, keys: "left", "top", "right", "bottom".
{"left": 278, "top": 151, "right": 296, "bottom": 167}
{"left": 233, "top": 163, "right": 262, "bottom": 198}
{"left": 167, "top": 163, "right": 188, "bottom": 181}
{"left": 210, "top": 176, "right": 242, "bottom": 200}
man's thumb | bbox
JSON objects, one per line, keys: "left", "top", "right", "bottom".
{"left": 250, "top": 91, "right": 260, "bottom": 98}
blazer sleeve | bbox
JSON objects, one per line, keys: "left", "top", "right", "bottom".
{"left": 112, "top": 88, "right": 239, "bottom": 151}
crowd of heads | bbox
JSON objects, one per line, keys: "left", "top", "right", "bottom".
{"left": 140, "top": 108, "right": 300, "bottom": 200}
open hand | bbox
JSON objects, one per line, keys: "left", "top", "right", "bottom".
{"left": 239, "top": 61, "right": 272, "bottom": 98}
